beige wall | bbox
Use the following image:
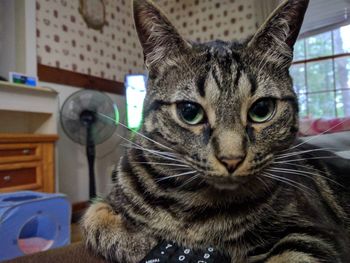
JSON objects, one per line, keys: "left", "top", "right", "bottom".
{"left": 36, "top": 0, "right": 257, "bottom": 83}
{"left": 41, "top": 81, "right": 126, "bottom": 202}
{"left": 0, "top": 0, "right": 37, "bottom": 79}
{"left": 36, "top": 0, "right": 143, "bottom": 82}
{"left": 0, "top": 0, "right": 257, "bottom": 203}
{"left": 0, "top": 0, "right": 16, "bottom": 79}
{"left": 158, "top": 0, "right": 257, "bottom": 42}
{"left": 0, "top": 0, "right": 127, "bottom": 203}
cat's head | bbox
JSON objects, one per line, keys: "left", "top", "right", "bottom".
{"left": 132, "top": 0, "right": 309, "bottom": 191}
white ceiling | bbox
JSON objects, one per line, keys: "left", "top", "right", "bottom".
{"left": 301, "top": 0, "right": 350, "bottom": 35}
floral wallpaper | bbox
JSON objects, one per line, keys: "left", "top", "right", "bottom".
{"left": 36, "top": 0, "right": 256, "bottom": 83}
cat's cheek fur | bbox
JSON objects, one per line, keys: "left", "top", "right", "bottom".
{"left": 81, "top": 201, "right": 156, "bottom": 263}
{"left": 265, "top": 251, "right": 320, "bottom": 263}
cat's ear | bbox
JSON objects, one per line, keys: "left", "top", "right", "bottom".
{"left": 133, "top": 0, "right": 190, "bottom": 69}
{"left": 247, "top": 0, "right": 309, "bottom": 68}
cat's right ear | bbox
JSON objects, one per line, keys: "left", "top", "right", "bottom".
{"left": 133, "top": 0, "right": 190, "bottom": 69}
{"left": 247, "top": 0, "right": 309, "bottom": 69}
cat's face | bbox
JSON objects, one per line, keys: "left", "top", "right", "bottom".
{"left": 133, "top": 0, "right": 309, "bottom": 190}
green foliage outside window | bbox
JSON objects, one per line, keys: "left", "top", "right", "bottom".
{"left": 290, "top": 24, "right": 350, "bottom": 119}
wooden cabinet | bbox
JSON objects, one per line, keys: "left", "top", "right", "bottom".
{"left": 0, "top": 134, "right": 58, "bottom": 193}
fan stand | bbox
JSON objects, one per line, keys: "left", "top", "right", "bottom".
{"left": 86, "top": 125, "right": 96, "bottom": 199}
{"left": 61, "top": 90, "right": 118, "bottom": 201}
{"left": 80, "top": 110, "right": 97, "bottom": 199}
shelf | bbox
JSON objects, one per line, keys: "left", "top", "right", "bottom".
{"left": 0, "top": 81, "right": 58, "bottom": 134}
{"left": 0, "top": 81, "right": 58, "bottom": 114}
{"left": 0, "top": 81, "right": 57, "bottom": 95}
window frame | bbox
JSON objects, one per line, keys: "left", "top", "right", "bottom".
{"left": 291, "top": 23, "right": 350, "bottom": 119}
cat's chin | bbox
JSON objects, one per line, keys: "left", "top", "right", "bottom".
{"left": 203, "top": 175, "right": 251, "bottom": 191}
{"left": 210, "top": 182, "right": 241, "bottom": 191}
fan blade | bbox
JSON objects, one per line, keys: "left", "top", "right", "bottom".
{"left": 60, "top": 89, "right": 118, "bottom": 146}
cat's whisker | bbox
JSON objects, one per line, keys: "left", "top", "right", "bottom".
{"left": 96, "top": 112, "right": 197, "bottom": 178}
{"left": 262, "top": 172, "right": 305, "bottom": 193}
{"left": 274, "top": 148, "right": 336, "bottom": 160}
{"left": 268, "top": 166, "right": 345, "bottom": 189}
{"left": 262, "top": 172, "right": 314, "bottom": 195}
{"left": 276, "top": 148, "right": 336, "bottom": 157}
{"left": 274, "top": 156, "right": 340, "bottom": 163}
{"left": 165, "top": 167, "right": 194, "bottom": 172}
{"left": 125, "top": 145, "right": 188, "bottom": 165}
{"left": 178, "top": 174, "right": 200, "bottom": 189}
{"left": 155, "top": 171, "right": 197, "bottom": 182}
{"left": 130, "top": 161, "right": 190, "bottom": 168}
{"left": 118, "top": 133, "right": 186, "bottom": 164}
{"left": 125, "top": 143, "right": 179, "bottom": 157}
{"left": 150, "top": 151, "right": 179, "bottom": 157}
{"left": 282, "top": 118, "right": 349, "bottom": 152}
{"left": 96, "top": 112, "right": 174, "bottom": 151}
{"left": 272, "top": 161, "right": 330, "bottom": 177}
{"left": 256, "top": 176, "right": 271, "bottom": 192}
{"left": 268, "top": 167, "right": 319, "bottom": 179}
{"left": 96, "top": 112, "right": 193, "bottom": 167}
{"left": 125, "top": 146, "right": 180, "bottom": 162}
{"left": 146, "top": 149, "right": 181, "bottom": 159}
{"left": 130, "top": 162, "right": 191, "bottom": 169}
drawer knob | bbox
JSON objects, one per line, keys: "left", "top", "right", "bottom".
{"left": 3, "top": 175, "right": 11, "bottom": 182}
{"left": 22, "top": 149, "right": 31, "bottom": 155}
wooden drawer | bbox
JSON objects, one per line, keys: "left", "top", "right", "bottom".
{"left": 0, "top": 162, "right": 42, "bottom": 192}
{"left": 0, "top": 143, "right": 42, "bottom": 164}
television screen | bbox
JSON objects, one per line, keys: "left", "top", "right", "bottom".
{"left": 125, "top": 74, "right": 147, "bottom": 131}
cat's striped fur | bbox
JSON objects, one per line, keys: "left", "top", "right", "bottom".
{"left": 82, "top": 0, "right": 350, "bottom": 262}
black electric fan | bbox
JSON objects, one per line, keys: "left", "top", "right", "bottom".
{"left": 60, "top": 90, "right": 119, "bottom": 199}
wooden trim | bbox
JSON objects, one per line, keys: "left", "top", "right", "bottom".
{"left": 0, "top": 133, "right": 58, "bottom": 143}
{"left": 42, "top": 142, "right": 55, "bottom": 192}
{"left": 38, "top": 64, "right": 125, "bottom": 95}
{"left": 293, "top": 53, "right": 350, "bottom": 65}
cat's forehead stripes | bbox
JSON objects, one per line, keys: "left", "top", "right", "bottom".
{"left": 195, "top": 44, "right": 258, "bottom": 120}
{"left": 196, "top": 44, "right": 240, "bottom": 100}
{"left": 196, "top": 74, "right": 207, "bottom": 98}
{"left": 197, "top": 42, "right": 259, "bottom": 100}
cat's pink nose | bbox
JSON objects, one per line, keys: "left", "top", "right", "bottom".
{"left": 219, "top": 156, "right": 244, "bottom": 173}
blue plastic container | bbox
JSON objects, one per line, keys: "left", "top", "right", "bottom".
{"left": 0, "top": 191, "right": 71, "bottom": 261}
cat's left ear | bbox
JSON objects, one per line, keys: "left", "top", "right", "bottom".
{"left": 133, "top": 0, "right": 191, "bottom": 69}
{"left": 247, "top": 0, "right": 309, "bottom": 68}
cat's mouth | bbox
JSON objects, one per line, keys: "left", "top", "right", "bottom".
{"left": 202, "top": 174, "right": 252, "bottom": 190}
{"left": 185, "top": 154, "right": 275, "bottom": 191}
{"left": 200, "top": 157, "right": 274, "bottom": 190}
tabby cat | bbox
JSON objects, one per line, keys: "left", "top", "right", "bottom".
{"left": 82, "top": 0, "right": 350, "bottom": 262}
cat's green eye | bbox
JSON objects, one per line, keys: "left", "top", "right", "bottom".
{"left": 248, "top": 99, "right": 276, "bottom": 123}
{"left": 177, "top": 102, "right": 206, "bottom": 125}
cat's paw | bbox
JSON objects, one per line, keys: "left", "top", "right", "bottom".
{"left": 81, "top": 201, "right": 156, "bottom": 263}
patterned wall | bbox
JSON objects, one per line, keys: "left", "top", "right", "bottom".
{"left": 162, "top": 0, "right": 256, "bottom": 42}
{"left": 36, "top": 0, "right": 256, "bottom": 83}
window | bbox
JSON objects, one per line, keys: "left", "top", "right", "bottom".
{"left": 290, "top": 24, "right": 350, "bottom": 119}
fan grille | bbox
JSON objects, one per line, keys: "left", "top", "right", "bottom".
{"left": 60, "top": 90, "right": 118, "bottom": 145}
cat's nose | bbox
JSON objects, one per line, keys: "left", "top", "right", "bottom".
{"left": 218, "top": 156, "right": 244, "bottom": 173}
